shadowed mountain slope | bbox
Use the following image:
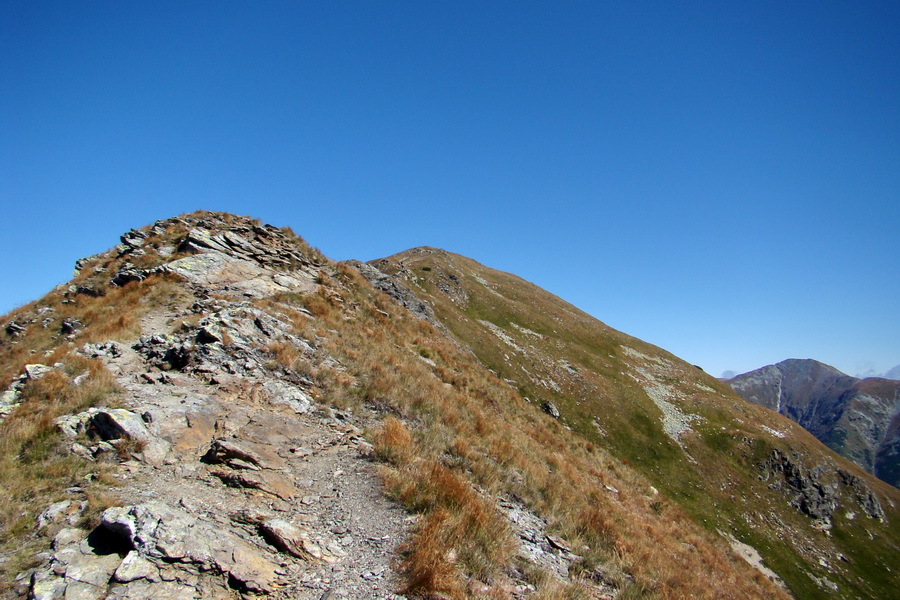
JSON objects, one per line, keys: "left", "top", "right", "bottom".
{"left": 726, "top": 359, "right": 900, "bottom": 487}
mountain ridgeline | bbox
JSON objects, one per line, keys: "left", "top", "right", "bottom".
{"left": 0, "top": 212, "right": 898, "bottom": 600}
{"left": 725, "top": 359, "right": 900, "bottom": 487}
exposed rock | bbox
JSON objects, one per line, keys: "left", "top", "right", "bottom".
{"left": 25, "top": 363, "right": 62, "bottom": 380}
{"left": 111, "top": 265, "right": 148, "bottom": 287}
{"left": 211, "top": 469, "right": 298, "bottom": 500}
{"left": 202, "top": 437, "right": 281, "bottom": 470}
{"left": 350, "top": 260, "right": 437, "bottom": 323}
{"left": 88, "top": 409, "right": 154, "bottom": 444}
{"left": 55, "top": 407, "right": 170, "bottom": 465}
{"left": 99, "top": 501, "right": 279, "bottom": 593}
{"left": 37, "top": 501, "right": 74, "bottom": 529}
{"left": 27, "top": 525, "right": 124, "bottom": 600}
{"left": 624, "top": 347, "right": 702, "bottom": 447}
{"left": 112, "top": 551, "right": 159, "bottom": 583}
{"left": 60, "top": 317, "right": 83, "bottom": 335}
{"left": 133, "top": 335, "right": 194, "bottom": 371}
{"left": 499, "top": 497, "right": 582, "bottom": 585}
{"left": 759, "top": 449, "right": 886, "bottom": 528}
{"left": 1, "top": 363, "right": 66, "bottom": 421}
{"left": 761, "top": 449, "right": 838, "bottom": 526}
{"left": 719, "top": 530, "right": 786, "bottom": 589}
{"left": 262, "top": 380, "right": 312, "bottom": 414}
{"left": 120, "top": 229, "right": 147, "bottom": 250}
{"left": 73, "top": 284, "right": 105, "bottom": 298}
{"left": 839, "top": 469, "right": 885, "bottom": 521}
{"left": 160, "top": 251, "right": 314, "bottom": 299}
{"left": 541, "top": 401, "right": 560, "bottom": 419}
{"left": 259, "top": 519, "right": 340, "bottom": 562}
{"left": 80, "top": 341, "right": 123, "bottom": 359}
{"left": 0, "top": 386, "right": 22, "bottom": 419}
{"left": 5, "top": 320, "right": 26, "bottom": 337}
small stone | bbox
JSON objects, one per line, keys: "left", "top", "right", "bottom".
{"left": 70, "top": 444, "right": 94, "bottom": 461}
{"left": 25, "top": 363, "right": 57, "bottom": 380}
{"left": 60, "top": 318, "right": 83, "bottom": 335}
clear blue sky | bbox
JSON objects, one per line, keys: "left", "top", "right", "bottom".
{"left": 2, "top": 1, "right": 898, "bottom": 378}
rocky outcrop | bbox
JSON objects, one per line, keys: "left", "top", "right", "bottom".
{"left": 55, "top": 407, "right": 170, "bottom": 465}
{"left": 26, "top": 500, "right": 282, "bottom": 599}
{"left": 728, "top": 359, "right": 900, "bottom": 487}
{"left": 349, "top": 260, "right": 436, "bottom": 324}
{"left": 759, "top": 448, "right": 884, "bottom": 527}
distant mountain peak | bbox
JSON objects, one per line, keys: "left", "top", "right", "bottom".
{"left": 727, "top": 359, "right": 900, "bottom": 486}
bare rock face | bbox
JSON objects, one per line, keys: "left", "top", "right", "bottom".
{"left": 349, "top": 260, "right": 437, "bottom": 324}
{"left": 100, "top": 501, "right": 280, "bottom": 594}
{"left": 759, "top": 448, "right": 884, "bottom": 528}
{"left": 161, "top": 223, "right": 319, "bottom": 299}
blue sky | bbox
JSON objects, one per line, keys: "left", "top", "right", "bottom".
{"left": 2, "top": 1, "right": 898, "bottom": 378}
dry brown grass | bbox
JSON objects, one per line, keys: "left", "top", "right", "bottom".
{"left": 257, "top": 265, "right": 793, "bottom": 600}
{"left": 0, "top": 358, "right": 121, "bottom": 591}
{"left": 0, "top": 259, "right": 186, "bottom": 591}
{"left": 1, "top": 273, "right": 183, "bottom": 391}
{"left": 264, "top": 340, "right": 301, "bottom": 370}
{"left": 373, "top": 416, "right": 414, "bottom": 464}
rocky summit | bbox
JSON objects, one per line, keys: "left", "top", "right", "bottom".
{"left": 1, "top": 211, "right": 898, "bottom": 600}
{"left": 726, "top": 359, "right": 900, "bottom": 487}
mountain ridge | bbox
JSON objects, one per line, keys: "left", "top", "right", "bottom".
{"left": 0, "top": 211, "right": 897, "bottom": 600}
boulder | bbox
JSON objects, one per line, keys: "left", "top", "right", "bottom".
{"left": 54, "top": 408, "right": 169, "bottom": 465}
{"left": 541, "top": 401, "right": 561, "bottom": 419}
{"left": 5, "top": 321, "right": 26, "bottom": 337}
{"left": 259, "top": 519, "right": 338, "bottom": 562}
{"left": 88, "top": 409, "right": 153, "bottom": 444}
{"left": 111, "top": 267, "right": 147, "bottom": 287}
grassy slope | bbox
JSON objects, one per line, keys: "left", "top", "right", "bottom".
{"left": 290, "top": 261, "right": 789, "bottom": 599}
{"left": 373, "top": 247, "right": 900, "bottom": 600}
